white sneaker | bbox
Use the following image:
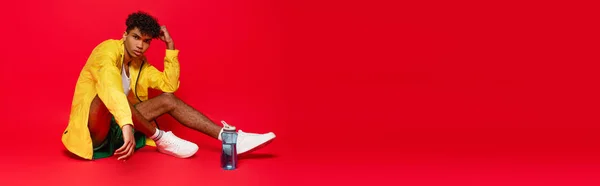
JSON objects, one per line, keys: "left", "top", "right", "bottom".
{"left": 236, "top": 130, "right": 276, "bottom": 154}
{"left": 155, "top": 131, "right": 199, "bottom": 158}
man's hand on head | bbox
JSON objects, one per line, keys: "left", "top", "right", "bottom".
{"left": 159, "top": 25, "right": 175, "bottom": 50}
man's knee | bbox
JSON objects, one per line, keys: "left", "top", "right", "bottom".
{"left": 161, "top": 92, "right": 180, "bottom": 103}
{"left": 161, "top": 92, "right": 176, "bottom": 99}
{"left": 161, "top": 93, "right": 179, "bottom": 109}
{"left": 90, "top": 95, "right": 109, "bottom": 116}
{"left": 88, "top": 95, "right": 111, "bottom": 147}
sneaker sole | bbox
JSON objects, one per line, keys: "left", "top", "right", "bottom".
{"left": 158, "top": 146, "right": 199, "bottom": 158}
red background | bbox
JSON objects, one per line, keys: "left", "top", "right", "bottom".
{"left": 1, "top": 0, "right": 600, "bottom": 185}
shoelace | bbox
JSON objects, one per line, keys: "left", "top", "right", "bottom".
{"left": 161, "top": 133, "right": 182, "bottom": 152}
{"left": 221, "top": 121, "right": 266, "bottom": 143}
{"left": 239, "top": 130, "right": 262, "bottom": 136}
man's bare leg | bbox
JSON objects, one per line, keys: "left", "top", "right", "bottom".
{"left": 88, "top": 94, "right": 199, "bottom": 158}
{"left": 88, "top": 96, "right": 112, "bottom": 147}
{"left": 134, "top": 93, "right": 222, "bottom": 139}
{"left": 88, "top": 95, "right": 159, "bottom": 145}
{"left": 134, "top": 92, "right": 275, "bottom": 155}
{"left": 128, "top": 101, "right": 158, "bottom": 137}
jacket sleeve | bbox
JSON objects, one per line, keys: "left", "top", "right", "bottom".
{"left": 89, "top": 43, "right": 133, "bottom": 128}
{"left": 145, "top": 49, "right": 181, "bottom": 92}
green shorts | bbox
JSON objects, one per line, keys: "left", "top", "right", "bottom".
{"left": 92, "top": 117, "right": 147, "bottom": 159}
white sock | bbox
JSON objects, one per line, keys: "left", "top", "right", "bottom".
{"left": 218, "top": 128, "right": 224, "bottom": 141}
{"left": 151, "top": 129, "right": 164, "bottom": 141}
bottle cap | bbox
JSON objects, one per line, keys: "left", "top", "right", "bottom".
{"left": 221, "top": 120, "right": 236, "bottom": 131}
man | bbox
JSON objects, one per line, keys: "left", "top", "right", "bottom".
{"left": 62, "top": 11, "right": 275, "bottom": 160}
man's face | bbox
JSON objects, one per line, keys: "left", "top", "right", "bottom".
{"left": 123, "top": 27, "right": 153, "bottom": 59}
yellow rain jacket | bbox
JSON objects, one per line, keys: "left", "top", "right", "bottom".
{"left": 62, "top": 38, "right": 181, "bottom": 160}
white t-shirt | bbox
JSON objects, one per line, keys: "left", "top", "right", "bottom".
{"left": 122, "top": 64, "right": 131, "bottom": 95}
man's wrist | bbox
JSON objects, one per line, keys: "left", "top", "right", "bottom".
{"left": 166, "top": 41, "right": 175, "bottom": 50}
{"left": 122, "top": 124, "right": 134, "bottom": 133}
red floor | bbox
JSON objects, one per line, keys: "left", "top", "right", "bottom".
{"left": 2, "top": 0, "right": 600, "bottom": 185}
{"left": 3, "top": 89, "right": 600, "bottom": 185}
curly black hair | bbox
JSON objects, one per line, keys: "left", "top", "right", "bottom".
{"left": 126, "top": 11, "right": 161, "bottom": 38}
